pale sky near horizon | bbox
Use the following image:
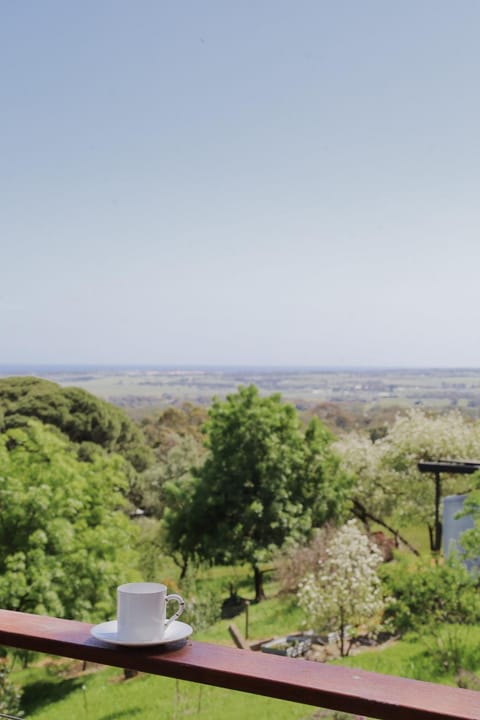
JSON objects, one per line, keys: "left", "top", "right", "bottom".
{"left": 1, "top": 1, "right": 480, "bottom": 367}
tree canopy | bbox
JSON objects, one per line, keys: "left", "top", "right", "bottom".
{"left": 139, "top": 403, "right": 208, "bottom": 464}
{"left": 0, "top": 376, "right": 153, "bottom": 473}
{"left": 137, "top": 404, "right": 208, "bottom": 567}
{"left": 171, "top": 385, "right": 350, "bottom": 600}
{"left": 0, "top": 419, "right": 138, "bottom": 621}
{"left": 335, "top": 408, "right": 480, "bottom": 550}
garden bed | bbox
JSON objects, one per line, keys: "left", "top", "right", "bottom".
{"left": 261, "top": 633, "right": 313, "bottom": 658}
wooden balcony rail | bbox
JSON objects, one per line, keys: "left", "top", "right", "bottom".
{"left": 0, "top": 610, "right": 478, "bottom": 720}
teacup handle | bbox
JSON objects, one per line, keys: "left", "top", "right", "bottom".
{"left": 165, "top": 593, "right": 185, "bottom": 627}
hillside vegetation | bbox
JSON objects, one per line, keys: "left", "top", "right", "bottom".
{"left": 1, "top": 375, "right": 480, "bottom": 716}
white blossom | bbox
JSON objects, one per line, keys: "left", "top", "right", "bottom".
{"left": 334, "top": 409, "right": 480, "bottom": 527}
{"left": 297, "top": 520, "right": 383, "bottom": 655}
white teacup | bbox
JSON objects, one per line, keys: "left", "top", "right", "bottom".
{"left": 117, "top": 582, "right": 185, "bottom": 643}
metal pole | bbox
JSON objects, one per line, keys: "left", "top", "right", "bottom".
{"left": 434, "top": 471, "right": 442, "bottom": 552}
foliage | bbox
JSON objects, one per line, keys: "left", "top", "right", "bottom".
{"left": 178, "top": 569, "right": 222, "bottom": 633}
{"left": 336, "top": 624, "right": 480, "bottom": 685}
{"left": 274, "top": 525, "right": 338, "bottom": 595}
{"left": 306, "top": 402, "right": 358, "bottom": 433}
{"left": 134, "top": 517, "right": 167, "bottom": 582}
{"left": 298, "top": 520, "right": 384, "bottom": 656}
{"left": 381, "top": 556, "right": 480, "bottom": 635}
{"left": 456, "top": 472, "right": 480, "bottom": 561}
{"left": 138, "top": 405, "right": 208, "bottom": 560}
{"left": 0, "top": 376, "right": 153, "bottom": 473}
{"left": 139, "top": 403, "right": 208, "bottom": 463}
{"left": 335, "top": 408, "right": 480, "bottom": 543}
{"left": 11, "top": 562, "right": 480, "bottom": 719}
{"left": 141, "top": 434, "right": 206, "bottom": 520}
{"left": 0, "top": 658, "right": 23, "bottom": 718}
{"left": 159, "top": 453, "right": 203, "bottom": 579}
{"left": 423, "top": 624, "right": 480, "bottom": 676}
{"left": 179, "top": 385, "right": 351, "bottom": 600}
{"left": 0, "top": 420, "right": 138, "bottom": 621}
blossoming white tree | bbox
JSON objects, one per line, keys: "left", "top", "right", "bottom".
{"left": 335, "top": 409, "right": 480, "bottom": 551}
{"left": 297, "top": 520, "right": 384, "bottom": 656}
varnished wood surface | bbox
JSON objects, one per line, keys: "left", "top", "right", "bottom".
{"left": 0, "top": 609, "right": 478, "bottom": 720}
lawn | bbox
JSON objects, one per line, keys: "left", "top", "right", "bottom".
{"left": 11, "top": 571, "right": 316, "bottom": 720}
{"left": 10, "top": 541, "right": 480, "bottom": 718}
{"left": 16, "top": 619, "right": 480, "bottom": 719}
{"left": 13, "top": 590, "right": 480, "bottom": 720}
{"left": 334, "top": 625, "right": 480, "bottom": 686}
{"left": 17, "top": 657, "right": 316, "bottom": 720}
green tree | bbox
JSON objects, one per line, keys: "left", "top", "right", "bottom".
{"left": 142, "top": 435, "right": 204, "bottom": 517}
{"left": 140, "top": 403, "right": 208, "bottom": 464}
{"left": 181, "top": 386, "right": 350, "bottom": 601}
{"left": 142, "top": 435, "right": 206, "bottom": 578}
{"left": 161, "top": 465, "right": 202, "bottom": 580}
{"left": 0, "top": 376, "right": 153, "bottom": 473}
{"left": 0, "top": 420, "right": 138, "bottom": 621}
{"left": 136, "top": 404, "right": 208, "bottom": 578}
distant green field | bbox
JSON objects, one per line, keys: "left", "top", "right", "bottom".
{"left": 5, "top": 366, "right": 480, "bottom": 415}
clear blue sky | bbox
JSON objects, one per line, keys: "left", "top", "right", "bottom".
{"left": 2, "top": 1, "right": 480, "bottom": 367}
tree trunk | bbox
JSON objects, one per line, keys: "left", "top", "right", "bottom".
{"left": 253, "top": 565, "right": 266, "bottom": 602}
{"left": 179, "top": 557, "right": 188, "bottom": 580}
{"left": 339, "top": 608, "right": 346, "bottom": 657}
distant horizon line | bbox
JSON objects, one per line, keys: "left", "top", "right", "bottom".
{"left": 1, "top": 363, "right": 480, "bottom": 373}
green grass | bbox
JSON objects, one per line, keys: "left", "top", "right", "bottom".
{"left": 11, "top": 567, "right": 315, "bottom": 719}
{"left": 196, "top": 594, "right": 306, "bottom": 645}
{"left": 397, "top": 523, "right": 433, "bottom": 555}
{"left": 334, "top": 625, "right": 480, "bottom": 685}
{"left": 12, "top": 596, "right": 480, "bottom": 719}
{"left": 12, "top": 536, "right": 480, "bottom": 718}
{"left": 18, "top": 662, "right": 316, "bottom": 720}
{"left": 17, "top": 620, "right": 480, "bottom": 719}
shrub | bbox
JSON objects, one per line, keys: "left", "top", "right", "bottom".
{"left": 423, "top": 624, "right": 480, "bottom": 676}
{"left": 274, "top": 525, "right": 337, "bottom": 594}
{"left": 382, "top": 557, "right": 480, "bottom": 635}
{"left": 0, "top": 658, "right": 23, "bottom": 718}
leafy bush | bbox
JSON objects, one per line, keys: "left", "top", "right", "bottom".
{"left": 423, "top": 624, "right": 480, "bottom": 676}
{"left": 0, "top": 658, "right": 23, "bottom": 717}
{"left": 274, "top": 525, "right": 337, "bottom": 594}
{"left": 382, "top": 557, "right": 480, "bottom": 634}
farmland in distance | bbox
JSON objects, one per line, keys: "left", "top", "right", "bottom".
{"left": 1, "top": 365, "right": 480, "bottom": 417}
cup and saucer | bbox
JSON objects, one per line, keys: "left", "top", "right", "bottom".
{"left": 91, "top": 582, "right": 192, "bottom": 647}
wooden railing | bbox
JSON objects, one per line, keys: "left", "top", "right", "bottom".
{"left": 0, "top": 610, "right": 478, "bottom": 720}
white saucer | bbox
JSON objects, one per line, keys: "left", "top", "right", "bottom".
{"left": 90, "top": 619, "right": 193, "bottom": 647}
